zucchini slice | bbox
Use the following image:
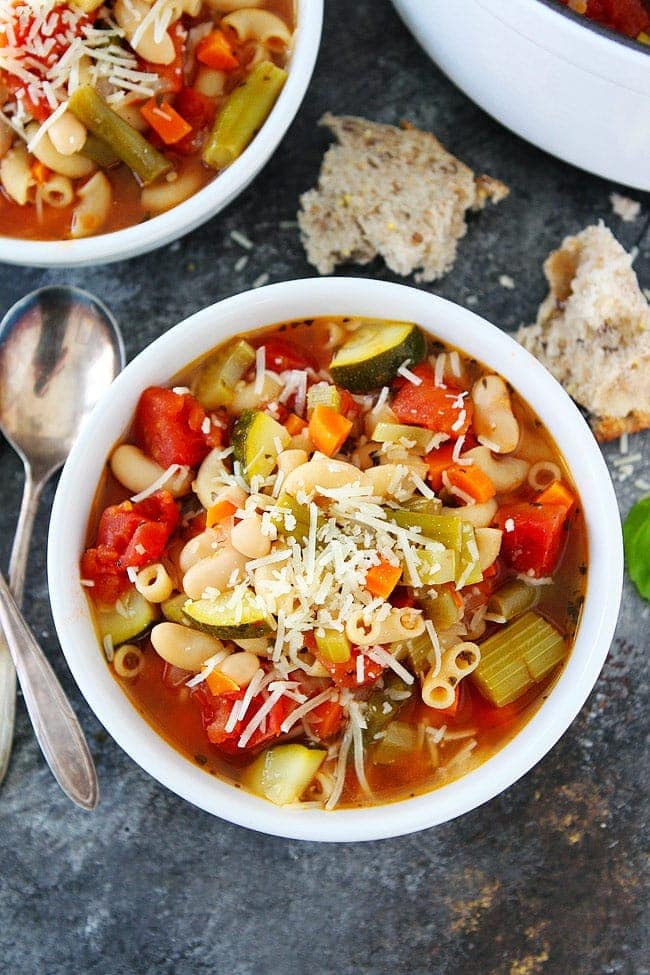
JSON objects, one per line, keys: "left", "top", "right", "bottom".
{"left": 183, "top": 590, "right": 272, "bottom": 639}
{"left": 242, "top": 744, "right": 327, "bottom": 806}
{"left": 231, "top": 409, "right": 290, "bottom": 480}
{"left": 329, "top": 321, "right": 426, "bottom": 392}
{"left": 161, "top": 592, "right": 189, "bottom": 625}
{"left": 97, "top": 587, "right": 159, "bottom": 647}
{"left": 194, "top": 338, "right": 256, "bottom": 410}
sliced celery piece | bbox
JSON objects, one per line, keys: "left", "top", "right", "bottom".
{"left": 401, "top": 630, "right": 436, "bottom": 676}
{"left": 372, "top": 422, "right": 433, "bottom": 454}
{"left": 315, "top": 628, "right": 351, "bottom": 664}
{"left": 488, "top": 579, "right": 539, "bottom": 621}
{"left": 404, "top": 547, "right": 456, "bottom": 587}
{"left": 203, "top": 61, "right": 287, "bottom": 170}
{"left": 307, "top": 382, "right": 341, "bottom": 416}
{"left": 472, "top": 611, "right": 566, "bottom": 707}
{"left": 363, "top": 672, "right": 413, "bottom": 743}
{"left": 455, "top": 522, "right": 483, "bottom": 589}
{"left": 242, "top": 744, "right": 326, "bottom": 806}
{"left": 194, "top": 339, "right": 256, "bottom": 409}
{"left": 68, "top": 86, "right": 171, "bottom": 185}
{"left": 419, "top": 589, "right": 462, "bottom": 631}
{"left": 373, "top": 721, "right": 418, "bottom": 765}
{"left": 387, "top": 509, "right": 463, "bottom": 550}
{"left": 402, "top": 497, "right": 443, "bottom": 515}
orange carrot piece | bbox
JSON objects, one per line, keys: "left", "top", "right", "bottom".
{"left": 365, "top": 559, "right": 403, "bottom": 599}
{"left": 445, "top": 463, "right": 496, "bottom": 503}
{"left": 206, "top": 499, "right": 237, "bottom": 527}
{"left": 196, "top": 29, "right": 239, "bottom": 71}
{"left": 308, "top": 404, "right": 353, "bottom": 457}
{"left": 536, "top": 479, "right": 576, "bottom": 515}
{"left": 424, "top": 441, "right": 456, "bottom": 491}
{"left": 140, "top": 97, "right": 192, "bottom": 145}
{"left": 206, "top": 669, "right": 240, "bottom": 696}
{"left": 285, "top": 412, "right": 307, "bottom": 436}
{"left": 30, "top": 160, "right": 50, "bottom": 183}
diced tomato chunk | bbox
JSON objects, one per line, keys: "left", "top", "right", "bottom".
{"left": 316, "top": 647, "right": 385, "bottom": 689}
{"left": 391, "top": 363, "right": 472, "bottom": 439}
{"left": 173, "top": 87, "right": 216, "bottom": 154}
{"left": 205, "top": 690, "right": 295, "bottom": 754}
{"left": 80, "top": 545, "right": 130, "bottom": 605}
{"left": 495, "top": 502, "right": 567, "bottom": 578}
{"left": 134, "top": 386, "right": 215, "bottom": 468}
{"left": 258, "top": 336, "right": 318, "bottom": 373}
{"left": 305, "top": 699, "right": 345, "bottom": 740}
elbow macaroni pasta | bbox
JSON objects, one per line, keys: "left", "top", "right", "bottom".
{"left": 422, "top": 642, "right": 481, "bottom": 710}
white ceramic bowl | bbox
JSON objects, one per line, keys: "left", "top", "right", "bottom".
{"left": 48, "top": 278, "right": 623, "bottom": 841}
{"left": 392, "top": 0, "right": 650, "bottom": 191}
{"left": 0, "top": 0, "right": 322, "bottom": 268}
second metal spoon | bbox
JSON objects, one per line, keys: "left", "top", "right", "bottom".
{"left": 0, "top": 285, "right": 124, "bottom": 808}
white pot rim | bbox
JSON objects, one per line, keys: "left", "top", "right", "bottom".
{"left": 0, "top": 0, "right": 323, "bottom": 268}
{"left": 48, "top": 277, "right": 623, "bottom": 841}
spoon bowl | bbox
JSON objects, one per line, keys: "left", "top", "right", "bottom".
{"left": 0, "top": 286, "right": 124, "bottom": 477}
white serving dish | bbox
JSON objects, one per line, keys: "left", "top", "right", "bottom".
{"left": 392, "top": 0, "right": 650, "bottom": 190}
{"left": 0, "top": 0, "right": 323, "bottom": 267}
{"left": 48, "top": 277, "right": 623, "bottom": 841}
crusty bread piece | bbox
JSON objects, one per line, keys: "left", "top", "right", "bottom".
{"left": 298, "top": 114, "right": 508, "bottom": 282}
{"left": 517, "top": 223, "right": 650, "bottom": 441}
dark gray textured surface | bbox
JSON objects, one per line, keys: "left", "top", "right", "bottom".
{"left": 0, "top": 2, "right": 648, "bottom": 973}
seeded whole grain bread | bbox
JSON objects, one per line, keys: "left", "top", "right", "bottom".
{"left": 298, "top": 113, "right": 508, "bottom": 283}
{"left": 517, "top": 223, "right": 650, "bottom": 442}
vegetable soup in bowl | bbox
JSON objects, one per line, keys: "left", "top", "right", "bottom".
{"left": 48, "top": 278, "right": 622, "bottom": 840}
{"left": 0, "top": 0, "right": 322, "bottom": 265}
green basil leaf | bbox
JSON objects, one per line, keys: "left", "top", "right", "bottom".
{"left": 623, "top": 498, "right": 650, "bottom": 601}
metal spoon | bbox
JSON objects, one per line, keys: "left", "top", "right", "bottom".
{"left": 0, "top": 285, "right": 124, "bottom": 808}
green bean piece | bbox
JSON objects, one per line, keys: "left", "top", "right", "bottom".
{"left": 471, "top": 612, "right": 566, "bottom": 707}
{"left": 419, "top": 589, "right": 462, "bottom": 631}
{"left": 81, "top": 133, "right": 119, "bottom": 168}
{"left": 68, "top": 86, "right": 172, "bottom": 185}
{"left": 314, "top": 628, "right": 351, "bottom": 664}
{"left": 386, "top": 509, "right": 463, "bottom": 550}
{"left": 363, "top": 672, "right": 413, "bottom": 744}
{"left": 487, "top": 579, "right": 539, "bottom": 622}
{"left": 372, "top": 721, "right": 418, "bottom": 765}
{"left": 203, "top": 61, "right": 288, "bottom": 171}
{"left": 194, "top": 339, "right": 256, "bottom": 409}
{"left": 307, "top": 382, "right": 341, "bottom": 417}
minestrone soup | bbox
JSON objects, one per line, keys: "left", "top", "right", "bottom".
{"left": 81, "top": 317, "right": 587, "bottom": 809}
{"left": 0, "top": 0, "right": 294, "bottom": 240}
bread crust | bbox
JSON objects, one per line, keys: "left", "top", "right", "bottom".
{"left": 298, "top": 114, "right": 508, "bottom": 283}
{"left": 517, "top": 223, "right": 650, "bottom": 442}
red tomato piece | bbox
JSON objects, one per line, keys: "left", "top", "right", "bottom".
{"left": 205, "top": 690, "right": 295, "bottom": 754}
{"left": 80, "top": 545, "right": 130, "bottom": 605}
{"left": 305, "top": 699, "right": 345, "bottom": 740}
{"left": 173, "top": 87, "right": 216, "bottom": 155}
{"left": 495, "top": 502, "right": 567, "bottom": 578}
{"left": 317, "top": 647, "right": 385, "bottom": 689}
{"left": 391, "top": 363, "right": 472, "bottom": 439}
{"left": 134, "top": 386, "right": 213, "bottom": 468}
{"left": 259, "top": 336, "right": 318, "bottom": 373}
{"left": 95, "top": 490, "right": 180, "bottom": 571}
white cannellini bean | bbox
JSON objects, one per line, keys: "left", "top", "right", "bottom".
{"left": 282, "top": 455, "right": 371, "bottom": 497}
{"left": 151, "top": 622, "right": 225, "bottom": 672}
{"left": 471, "top": 375, "right": 520, "bottom": 454}
{"left": 48, "top": 111, "right": 87, "bottom": 156}
{"left": 219, "top": 651, "right": 260, "bottom": 687}
{"left": 110, "top": 444, "right": 193, "bottom": 497}
{"left": 179, "top": 528, "right": 227, "bottom": 574}
{"left": 230, "top": 514, "right": 271, "bottom": 560}
{"left": 182, "top": 546, "right": 248, "bottom": 599}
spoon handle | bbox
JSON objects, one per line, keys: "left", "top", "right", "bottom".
{"left": 0, "top": 571, "right": 99, "bottom": 810}
{"left": 0, "top": 469, "right": 43, "bottom": 783}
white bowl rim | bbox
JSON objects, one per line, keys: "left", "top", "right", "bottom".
{"left": 48, "top": 277, "right": 623, "bottom": 842}
{"left": 0, "top": 0, "right": 323, "bottom": 268}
